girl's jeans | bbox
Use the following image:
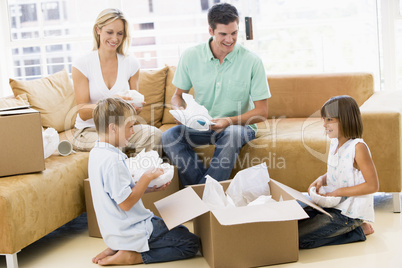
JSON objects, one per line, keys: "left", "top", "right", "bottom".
{"left": 298, "top": 207, "right": 366, "bottom": 249}
{"left": 162, "top": 125, "right": 256, "bottom": 186}
{"left": 141, "top": 217, "right": 200, "bottom": 263}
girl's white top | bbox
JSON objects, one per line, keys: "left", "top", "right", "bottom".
{"left": 327, "top": 138, "right": 375, "bottom": 222}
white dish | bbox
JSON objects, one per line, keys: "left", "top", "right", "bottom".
{"left": 309, "top": 186, "right": 342, "bottom": 208}
{"left": 121, "top": 90, "right": 144, "bottom": 107}
{"left": 148, "top": 163, "right": 174, "bottom": 188}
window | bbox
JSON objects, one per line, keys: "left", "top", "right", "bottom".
{"left": 200, "top": 0, "right": 209, "bottom": 11}
{"left": 148, "top": 0, "right": 153, "bottom": 13}
{"left": 42, "top": 2, "right": 60, "bottom": 21}
{"left": 0, "top": 0, "right": 399, "bottom": 97}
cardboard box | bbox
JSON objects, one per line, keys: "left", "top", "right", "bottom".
{"left": 0, "top": 107, "right": 45, "bottom": 177}
{"left": 84, "top": 166, "right": 181, "bottom": 238}
{"left": 155, "top": 178, "right": 329, "bottom": 268}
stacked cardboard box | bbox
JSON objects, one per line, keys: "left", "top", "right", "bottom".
{"left": 0, "top": 107, "right": 44, "bottom": 177}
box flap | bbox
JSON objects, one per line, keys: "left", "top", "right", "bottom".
{"left": 154, "top": 187, "right": 210, "bottom": 230}
{"left": 270, "top": 179, "right": 331, "bottom": 217}
{"left": 211, "top": 200, "right": 308, "bottom": 226}
{"left": 0, "top": 104, "right": 30, "bottom": 112}
{"left": 0, "top": 107, "right": 37, "bottom": 116}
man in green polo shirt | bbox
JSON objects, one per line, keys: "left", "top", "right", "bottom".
{"left": 162, "top": 3, "right": 271, "bottom": 186}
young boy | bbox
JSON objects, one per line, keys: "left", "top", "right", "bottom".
{"left": 89, "top": 98, "right": 200, "bottom": 265}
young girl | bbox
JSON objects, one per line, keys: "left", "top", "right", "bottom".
{"left": 299, "top": 95, "right": 379, "bottom": 249}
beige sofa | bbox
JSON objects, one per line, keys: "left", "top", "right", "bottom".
{"left": 1, "top": 66, "right": 401, "bottom": 268}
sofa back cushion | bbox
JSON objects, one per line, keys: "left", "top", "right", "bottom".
{"left": 267, "top": 73, "right": 374, "bottom": 118}
{"left": 0, "top": 94, "right": 29, "bottom": 109}
{"left": 138, "top": 66, "right": 168, "bottom": 128}
{"left": 9, "top": 69, "right": 76, "bottom": 132}
{"left": 162, "top": 65, "right": 194, "bottom": 125}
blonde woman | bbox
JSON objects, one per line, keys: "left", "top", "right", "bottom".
{"left": 72, "top": 8, "right": 162, "bottom": 155}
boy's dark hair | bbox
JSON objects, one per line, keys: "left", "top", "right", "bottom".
{"left": 320, "top": 95, "right": 363, "bottom": 139}
{"left": 208, "top": 3, "right": 239, "bottom": 31}
{"left": 93, "top": 97, "right": 136, "bottom": 135}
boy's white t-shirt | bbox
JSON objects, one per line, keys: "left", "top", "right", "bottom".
{"left": 88, "top": 141, "right": 153, "bottom": 252}
{"left": 327, "top": 138, "right": 375, "bottom": 222}
{"left": 73, "top": 51, "right": 140, "bottom": 129}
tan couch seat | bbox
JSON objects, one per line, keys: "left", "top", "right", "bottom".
{"left": 0, "top": 151, "right": 89, "bottom": 254}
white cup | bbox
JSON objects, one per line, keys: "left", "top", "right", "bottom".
{"left": 58, "top": 140, "right": 75, "bottom": 156}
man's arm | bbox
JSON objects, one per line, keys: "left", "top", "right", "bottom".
{"left": 171, "top": 88, "right": 187, "bottom": 110}
{"left": 210, "top": 99, "right": 268, "bottom": 131}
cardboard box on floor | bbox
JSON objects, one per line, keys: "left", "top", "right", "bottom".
{"left": 84, "top": 166, "right": 181, "bottom": 238}
{"left": 0, "top": 107, "right": 45, "bottom": 177}
{"left": 155, "top": 178, "right": 329, "bottom": 268}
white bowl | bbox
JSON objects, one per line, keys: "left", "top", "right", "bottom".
{"left": 309, "top": 186, "right": 342, "bottom": 208}
{"left": 148, "top": 163, "right": 174, "bottom": 188}
{"left": 122, "top": 90, "right": 144, "bottom": 107}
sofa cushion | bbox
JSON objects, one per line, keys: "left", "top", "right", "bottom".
{"left": 267, "top": 73, "right": 374, "bottom": 118}
{"left": 9, "top": 69, "right": 76, "bottom": 132}
{"left": 0, "top": 94, "right": 29, "bottom": 109}
{"left": 138, "top": 66, "right": 168, "bottom": 128}
{"left": 162, "top": 65, "right": 194, "bottom": 125}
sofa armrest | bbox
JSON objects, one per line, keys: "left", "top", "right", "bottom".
{"left": 360, "top": 91, "right": 402, "bottom": 192}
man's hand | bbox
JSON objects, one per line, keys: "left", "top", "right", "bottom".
{"left": 210, "top": 117, "right": 231, "bottom": 133}
{"left": 171, "top": 105, "right": 184, "bottom": 125}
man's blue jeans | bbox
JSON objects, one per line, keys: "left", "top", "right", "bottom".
{"left": 298, "top": 207, "right": 366, "bottom": 249}
{"left": 161, "top": 125, "right": 256, "bottom": 186}
{"left": 141, "top": 217, "right": 200, "bottom": 263}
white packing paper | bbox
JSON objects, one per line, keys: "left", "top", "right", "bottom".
{"left": 202, "top": 175, "right": 231, "bottom": 210}
{"left": 169, "top": 93, "right": 214, "bottom": 131}
{"left": 226, "top": 163, "right": 271, "bottom": 207}
{"left": 125, "top": 149, "right": 174, "bottom": 188}
{"left": 42, "top": 127, "right": 59, "bottom": 159}
{"left": 200, "top": 163, "right": 273, "bottom": 209}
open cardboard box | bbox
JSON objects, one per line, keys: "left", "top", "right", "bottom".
{"left": 0, "top": 107, "right": 45, "bottom": 177}
{"left": 155, "top": 178, "right": 329, "bottom": 268}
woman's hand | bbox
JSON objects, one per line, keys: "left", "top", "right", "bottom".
{"left": 132, "top": 102, "right": 145, "bottom": 114}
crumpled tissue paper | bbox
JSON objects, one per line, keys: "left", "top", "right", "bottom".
{"left": 202, "top": 163, "right": 274, "bottom": 208}
{"left": 226, "top": 163, "right": 271, "bottom": 207}
{"left": 202, "top": 175, "right": 232, "bottom": 210}
{"left": 169, "top": 93, "right": 214, "bottom": 131}
{"left": 42, "top": 127, "right": 59, "bottom": 159}
{"left": 125, "top": 149, "right": 174, "bottom": 188}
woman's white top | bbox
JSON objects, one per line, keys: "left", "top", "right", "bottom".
{"left": 73, "top": 50, "right": 140, "bottom": 129}
{"left": 327, "top": 138, "right": 375, "bottom": 222}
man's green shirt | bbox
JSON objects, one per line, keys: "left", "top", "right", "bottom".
{"left": 172, "top": 37, "right": 271, "bottom": 132}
